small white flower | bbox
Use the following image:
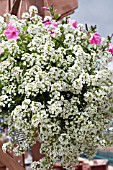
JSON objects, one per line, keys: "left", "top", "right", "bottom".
{"left": 0, "top": 6, "right": 113, "bottom": 170}
{"left": 29, "top": 6, "right": 38, "bottom": 14}
{"left": 0, "top": 16, "right": 4, "bottom": 23}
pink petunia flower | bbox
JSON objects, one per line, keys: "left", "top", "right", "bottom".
{"left": 4, "top": 22, "right": 19, "bottom": 40}
{"left": 44, "top": 20, "right": 58, "bottom": 28}
{"left": 68, "top": 18, "right": 78, "bottom": 28}
{"left": 90, "top": 33, "right": 101, "bottom": 45}
{"left": 44, "top": 20, "right": 58, "bottom": 36}
{"left": 0, "top": 47, "right": 4, "bottom": 54}
{"left": 44, "top": 20, "right": 52, "bottom": 26}
{"left": 42, "top": 7, "right": 49, "bottom": 10}
{"left": 108, "top": 43, "right": 113, "bottom": 55}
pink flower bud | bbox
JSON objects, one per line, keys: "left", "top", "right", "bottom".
{"left": 108, "top": 43, "right": 113, "bottom": 55}
{"left": 90, "top": 33, "right": 101, "bottom": 45}
{"left": 68, "top": 18, "right": 78, "bottom": 28}
{"left": 0, "top": 47, "right": 4, "bottom": 54}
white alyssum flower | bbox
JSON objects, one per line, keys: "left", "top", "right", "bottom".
{"left": 0, "top": 6, "right": 113, "bottom": 170}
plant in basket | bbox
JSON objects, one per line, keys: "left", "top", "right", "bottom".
{"left": 0, "top": 5, "right": 113, "bottom": 170}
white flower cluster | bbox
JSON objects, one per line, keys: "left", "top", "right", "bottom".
{"left": 0, "top": 6, "right": 113, "bottom": 170}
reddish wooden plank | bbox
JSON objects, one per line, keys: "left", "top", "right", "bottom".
{"left": 0, "top": 0, "right": 78, "bottom": 18}
{"left": 0, "top": 142, "right": 25, "bottom": 170}
{"left": 0, "top": 0, "right": 9, "bottom": 16}
{"left": 44, "top": 0, "right": 78, "bottom": 17}
{"left": 0, "top": 161, "right": 6, "bottom": 170}
{"left": 0, "top": 166, "right": 6, "bottom": 170}
{"left": 32, "top": 140, "right": 44, "bottom": 162}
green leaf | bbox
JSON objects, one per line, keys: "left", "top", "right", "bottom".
{"left": 54, "top": 13, "right": 60, "bottom": 20}
{"left": 49, "top": 5, "right": 54, "bottom": 16}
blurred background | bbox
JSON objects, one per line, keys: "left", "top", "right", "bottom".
{"left": 71, "top": 0, "right": 113, "bottom": 69}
